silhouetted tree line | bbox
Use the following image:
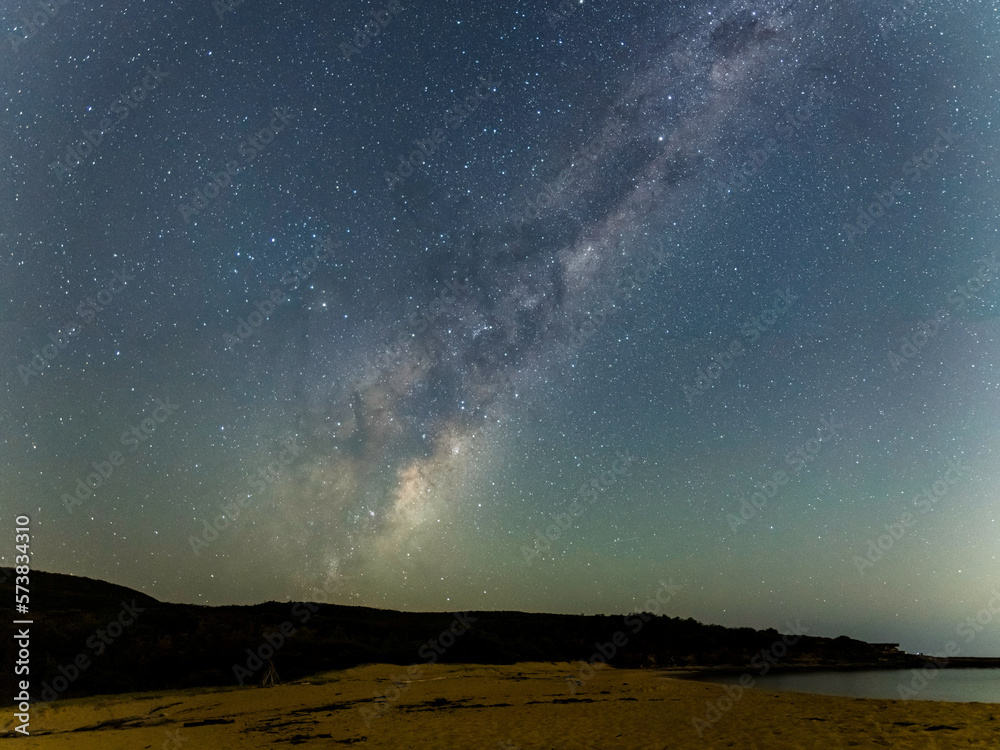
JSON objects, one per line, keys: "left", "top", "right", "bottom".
{"left": 0, "top": 568, "right": 922, "bottom": 704}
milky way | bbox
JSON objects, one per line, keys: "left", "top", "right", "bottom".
{"left": 4, "top": 0, "right": 998, "bottom": 654}
{"left": 287, "top": 0, "right": 846, "bottom": 590}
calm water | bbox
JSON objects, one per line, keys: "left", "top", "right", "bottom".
{"left": 687, "top": 669, "right": 1000, "bottom": 703}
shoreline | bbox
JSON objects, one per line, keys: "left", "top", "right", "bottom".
{"left": 6, "top": 661, "right": 999, "bottom": 749}
{"left": 664, "top": 656, "right": 1000, "bottom": 678}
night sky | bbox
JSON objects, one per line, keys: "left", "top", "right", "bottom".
{"left": 3, "top": 0, "right": 999, "bottom": 657}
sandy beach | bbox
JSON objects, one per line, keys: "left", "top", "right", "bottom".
{"left": 7, "top": 662, "right": 999, "bottom": 749}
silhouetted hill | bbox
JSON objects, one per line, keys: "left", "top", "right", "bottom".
{"left": 2, "top": 567, "right": 977, "bottom": 705}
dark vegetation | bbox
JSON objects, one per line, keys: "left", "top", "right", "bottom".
{"left": 2, "top": 567, "right": 988, "bottom": 705}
